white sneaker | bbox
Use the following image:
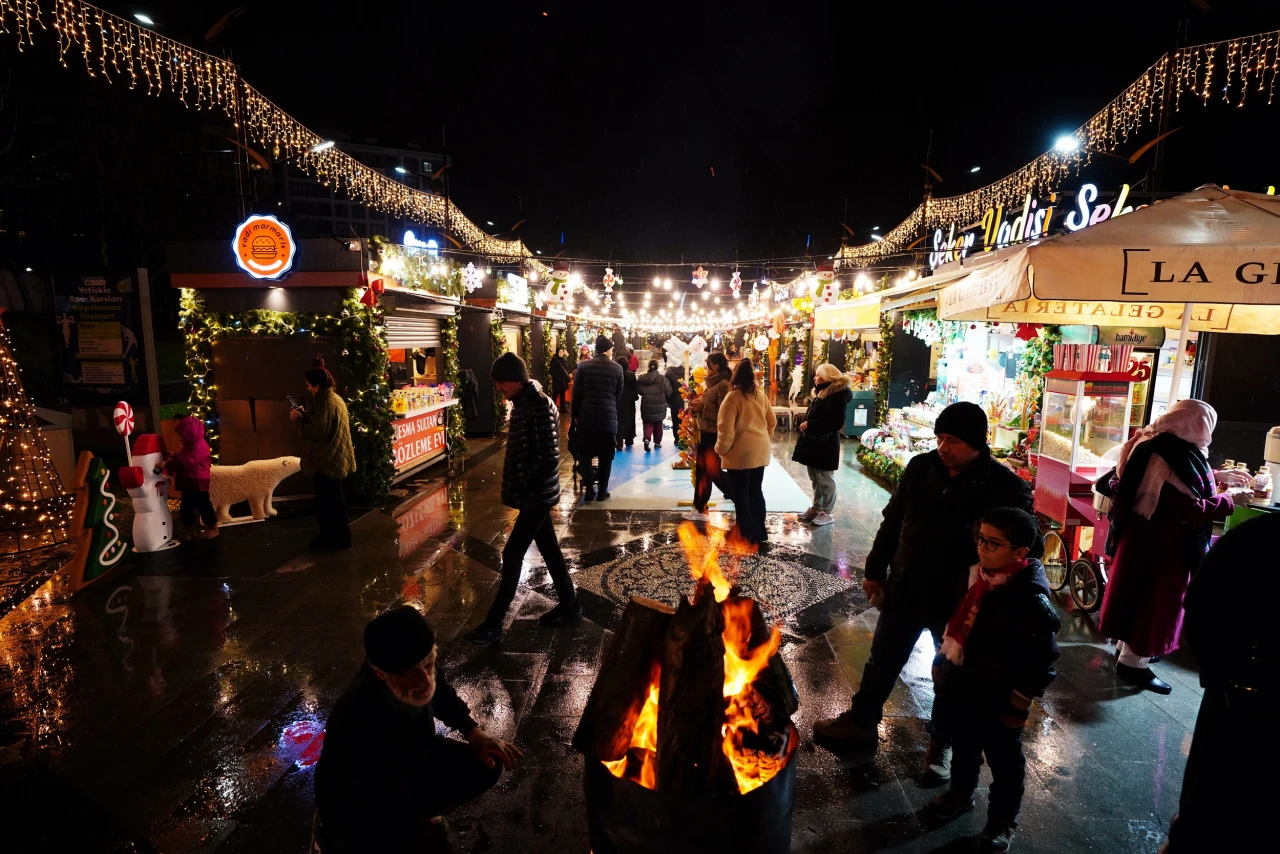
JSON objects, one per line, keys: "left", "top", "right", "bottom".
{"left": 799, "top": 507, "right": 819, "bottom": 522}
{"left": 683, "top": 510, "right": 710, "bottom": 521}
{"left": 811, "top": 511, "right": 834, "bottom": 526}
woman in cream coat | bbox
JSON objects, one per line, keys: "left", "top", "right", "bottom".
{"left": 716, "top": 360, "right": 777, "bottom": 544}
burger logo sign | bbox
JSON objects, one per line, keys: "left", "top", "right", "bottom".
{"left": 232, "top": 214, "right": 297, "bottom": 280}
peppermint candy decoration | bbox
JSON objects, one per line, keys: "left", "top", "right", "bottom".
{"left": 730, "top": 270, "right": 742, "bottom": 294}
{"left": 602, "top": 267, "right": 616, "bottom": 291}
{"left": 113, "top": 401, "right": 135, "bottom": 436}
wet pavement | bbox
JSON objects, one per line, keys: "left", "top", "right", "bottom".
{"left": 0, "top": 429, "right": 1198, "bottom": 852}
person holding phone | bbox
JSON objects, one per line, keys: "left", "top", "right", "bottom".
{"left": 290, "top": 358, "right": 355, "bottom": 550}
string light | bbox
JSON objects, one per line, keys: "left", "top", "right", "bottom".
{"left": 0, "top": 317, "right": 73, "bottom": 555}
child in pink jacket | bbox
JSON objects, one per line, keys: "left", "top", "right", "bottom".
{"left": 165, "top": 415, "right": 218, "bottom": 539}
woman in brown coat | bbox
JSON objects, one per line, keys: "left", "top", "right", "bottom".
{"left": 715, "top": 360, "right": 777, "bottom": 544}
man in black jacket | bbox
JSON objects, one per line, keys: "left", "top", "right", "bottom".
{"left": 571, "top": 336, "right": 624, "bottom": 501}
{"left": 315, "top": 607, "right": 522, "bottom": 852}
{"left": 466, "top": 353, "right": 582, "bottom": 645}
{"left": 814, "top": 402, "right": 1033, "bottom": 781}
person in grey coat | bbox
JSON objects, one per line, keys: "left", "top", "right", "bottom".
{"left": 637, "top": 360, "right": 672, "bottom": 452}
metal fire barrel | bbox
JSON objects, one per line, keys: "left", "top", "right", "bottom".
{"left": 583, "top": 725, "right": 798, "bottom": 854}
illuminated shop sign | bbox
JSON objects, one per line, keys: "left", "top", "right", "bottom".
{"left": 929, "top": 183, "right": 1138, "bottom": 270}
{"left": 232, "top": 215, "right": 297, "bottom": 279}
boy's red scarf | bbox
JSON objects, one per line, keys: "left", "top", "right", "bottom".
{"left": 941, "top": 559, "right": 1028, "bottom": 665}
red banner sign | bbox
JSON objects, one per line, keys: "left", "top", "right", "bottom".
{"left": 393, "top": 408, "right": 447, "bottom": 470}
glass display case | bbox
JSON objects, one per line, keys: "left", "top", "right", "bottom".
{"left": 1038, "top": 373, "right": 1134, "bottom": 479}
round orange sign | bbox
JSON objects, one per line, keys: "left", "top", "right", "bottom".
{"left": 232, "top": 215, "right": 296, "bottom": 280}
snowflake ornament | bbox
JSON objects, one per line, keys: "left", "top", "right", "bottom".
{"left": 462, "top": 262, "right": 483, "bottom": 293}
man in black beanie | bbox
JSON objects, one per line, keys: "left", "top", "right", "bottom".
{"left": 315, "top": 606, "right": 521, "bottom": 851}
{"left": 465, "top": 353, "right": 582, "bottom": 645}
{"left": 814, "top": 401, "right": 1033, "bottom": 783}
{"left": 570, "top": 335, "right": 624, "bottom": 501}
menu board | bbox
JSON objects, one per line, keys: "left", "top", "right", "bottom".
{"left": 393, "top": 406, "right": 449, "bottom": 470}
{"left": 54, "top": 275, "right": 147, "bottom": 404}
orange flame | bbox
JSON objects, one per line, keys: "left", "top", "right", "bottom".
{"left": 602, "top": 525, "right": 789, "bottom": 795}
{"left": 603, "top": 680, "right": 659, "bottom": 789}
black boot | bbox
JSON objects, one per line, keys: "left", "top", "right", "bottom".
{"left": 1117, "top": 662, "right": 1172, "bottom": 694}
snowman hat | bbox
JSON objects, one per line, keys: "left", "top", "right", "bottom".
{"left": 131, "top": 433, "right": 167, "bottom": 456}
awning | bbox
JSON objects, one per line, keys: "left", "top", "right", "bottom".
{"left": 932, "top": 186, "right": 1280, "bottom": 334}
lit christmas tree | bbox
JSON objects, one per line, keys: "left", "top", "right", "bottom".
{"left": 0, "top": 309, "right": 73, "bottom": 555}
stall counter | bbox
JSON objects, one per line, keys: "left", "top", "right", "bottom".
{"left": 393, "top": 397, "right": 458, "bottom": 473}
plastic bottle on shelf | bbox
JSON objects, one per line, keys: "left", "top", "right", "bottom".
{"left": 1253, "top": 467, "right": 1272, "bottom": 504}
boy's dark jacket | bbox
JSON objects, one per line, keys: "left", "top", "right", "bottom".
{"left": 954, "top": 558, "right": 1060, "bottom": 717}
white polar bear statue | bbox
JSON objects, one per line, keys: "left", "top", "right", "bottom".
{"left": 209, "top": 456, "right": 302, "bottom": 524}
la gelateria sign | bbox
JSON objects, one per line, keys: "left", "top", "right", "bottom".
{"left": 929, "top": 182, "right": 1137, "bottom": 270}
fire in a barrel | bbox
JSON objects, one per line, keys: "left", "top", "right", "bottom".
{"left": 574, "top": 523, "right": 800, "bottom": 854}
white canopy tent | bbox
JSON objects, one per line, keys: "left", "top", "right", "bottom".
{"left": 930, "top": 185, "right": 1280, "bottom": 402}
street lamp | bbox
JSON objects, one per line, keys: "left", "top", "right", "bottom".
{"left": 134, "top": 13, "right": 155, "bottom": 26}
{"left": 1053, "top": 135, "right": 1081, "bottom": 154}
{"left": 311, "top": 140, "right": 335, "bottom": 153}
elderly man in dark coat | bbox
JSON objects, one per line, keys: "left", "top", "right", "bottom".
{"left": 814, "top": 402, "right": 1033, "bottom": 785}
{"left": 571, "top": 335, "right": 625, "bottom": 501}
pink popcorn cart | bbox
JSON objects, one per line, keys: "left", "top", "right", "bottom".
{"left": 1033, "top": 364, "right": 1149, "bottom": 612}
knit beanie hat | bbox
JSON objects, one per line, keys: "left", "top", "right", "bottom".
{"left": 595, "top": 335, "right": 614, "bottom": 354}
{"left": 490, "top": 352, "right": 529, "bottom": 383}
{"left": 934, "top": 401, "right": 988, "bottom": 450}
{"left": 364, "top": 606, "right": 436, "bottom": 674}
{"left": 814, "top": 363, "right": 843, "bottom": 383}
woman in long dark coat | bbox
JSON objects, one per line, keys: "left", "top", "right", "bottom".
{"left": 792, "top": 363, "right": 852, "bottom": 526}
{"left": 615, "top": 354, "right": 638, "bottom": 450}
{"left": 1098, "top": 399, "right": 1240, "bottom": 694}
{"left": 550, "top": 347, "right": 571, "bottom": 413}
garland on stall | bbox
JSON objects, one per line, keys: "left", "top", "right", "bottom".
{"left": 1019, "top": 325, "right": 1062, "bottom": 412}
{"left": 566, "top": 323, "right": 580, "bottom": 370}
{"left": 815, "top": 335, "right": 830, "bottom": 371}
{"left": 520, "top": 325, "right": 532, "bottom": 369}
{"left": 787, "top": 327, "right": 811, "bottom": 402}
{"left": 490, "top": 316, "right": 508, "bottom": 432}
{"left": 371, "top": 237, "right": 467, "bottom": 299}
{"left": 179, "top": 288, "right": 394, "bottom": 503}
{"left": 440, "top": 316, "right": 467, "bottom": 458}
{"left": 874, "top": 310, "right": 895, "bottom": 428}
{"left": 541, "top": 321, "right": 553, "bottom": 385}
{"left": 856, "top": 444, "right": 904, "bottom": 486}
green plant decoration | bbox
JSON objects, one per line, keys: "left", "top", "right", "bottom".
{"left": 856, "top": 444, "right": 904, "bottom": 485}
{"left": 541, "top": 320, "right": 553, "bottom": 386}
{"left": 490, "top": 316, "right": 508, "bottom": 432}
{"left": 371, "top": 235, "right": 466, "bottom": 299}
{"left": 875, "top": 309, "right": 895, "bottom": 428}
{"left": 566, "top": 322, "right": 580, "bottom": 371}
{"left": 1018, "top": 324, "right": 1062, "bottom": 419}
{"left": 521, "top": 324, "right": 532, "bottom": 367}
{"left": 441, "top": 315, "right": 467, "bottom": 458}
{"left": 180, "top": 288, "right": 394, "bottom": 503}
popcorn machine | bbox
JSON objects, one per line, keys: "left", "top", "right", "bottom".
{"left": 1033, "top": 366, "right": 1147, "bottom": 612}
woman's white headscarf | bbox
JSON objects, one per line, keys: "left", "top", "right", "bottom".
{"left": 1115, "top": 399, "right": 1218, "bottom": 518}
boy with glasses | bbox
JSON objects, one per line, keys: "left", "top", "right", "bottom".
{"left": 929, "top": 507, "right": 1060, "bottom": 852}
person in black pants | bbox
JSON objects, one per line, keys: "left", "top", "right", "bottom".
{"left": 813, "top": 402, "right": 1033, "bottom": 785}
{"left": 684, "top": 353, "right": 733, "bottom": 521}
{"left": 466, "top": 353, "right": 583, "bottom": 646}
{"left": 315, "top": 607, "right": 521, "bottom": 852}
{"left": 291, "top": 359, "right": 355, "bottom": 550}
{"left": 571, "top": 336, "right": 624, "bottom": 502}
{"left": 928, "top": 508, "right": 1059, "bottom": 852}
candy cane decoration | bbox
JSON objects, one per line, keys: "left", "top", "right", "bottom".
{"left": 113, "top": 401, "right": 135, "bottom": 465}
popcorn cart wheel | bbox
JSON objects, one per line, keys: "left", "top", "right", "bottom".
{"left": 1041, "top": 528, "right": 1069, "bottom": 592}
{"left": 1068, "top": 557, "right": 1105, "bottom": 612}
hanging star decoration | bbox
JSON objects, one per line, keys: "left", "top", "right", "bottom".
{"left": 692, "top": 265, "right": 708, "bottom": 288}
{"left": 462, "top": 262, "right": 483, "bottom": 293}
{"left": 730, "top": 270, "right": 742, "bottom": 296}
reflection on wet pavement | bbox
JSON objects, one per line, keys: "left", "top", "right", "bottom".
{"left": 0, "top": 433, "right": 1193, "bottom": 852}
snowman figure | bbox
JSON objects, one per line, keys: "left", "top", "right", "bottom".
{"left": 118, "top": 433, "right": 180, "bottom": 553}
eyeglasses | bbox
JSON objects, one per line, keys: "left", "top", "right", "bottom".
{"left": 974, "top": 533, "right": 1014, "bottom": 552}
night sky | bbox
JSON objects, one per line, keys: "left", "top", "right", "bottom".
{"left": 126, "top": 1, "right": 1279, "bottom": 272}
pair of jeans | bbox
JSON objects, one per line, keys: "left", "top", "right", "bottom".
{"left": 950, "top": 705, "right": 1026, "bottom": 823}
{"left": 693, "top": 432, "right": 730, "bottom": 512}
{"left": 314, "top": 473, "right": 351, "bottom": 547}
{"left": 485, "top": 503, "right": 577, "bottom": 625}
{"left": 180, "top": 490, "right": 216, "bottom": 526}
{"left": 642, "top": 421, "right": 664, "bottom": 445}
{"left": 726, "top": 467, "right": 767, "bottom": 544}
{"left": 318, "top": 735, "right": 502, "bottom": 852}
{"left": 849, "top": 608, "right": 950, "bottom": 743}
{"left": 807, "top": 466, "right": 837, "bottom": 513}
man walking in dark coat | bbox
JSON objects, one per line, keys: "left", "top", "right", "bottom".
{"left": 466, "top": 353, "right": 582, "bottom": 645}
{"left": 615, "top": 352, "right": 639, "bottom": 450}
{"left": 315, "top": 607, "right": 522, "bottom": 852}
{"left": 571, "top": 336, "right": 624, "bottom": 501}
{"left": 814, "top": 402, "right": 1033, "bottom": 783}
{"left": 665, "top": 362, "right": 686, "bottom": 447}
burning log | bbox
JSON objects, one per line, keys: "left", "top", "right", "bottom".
{"left": 656, "top": 582, "right": 738, "bottom": 798}
{"left": 574, "top": 596, "right": 676, "bottom": 763}
{"left": 732, "top": 592, "right": 800, "bottom": 719}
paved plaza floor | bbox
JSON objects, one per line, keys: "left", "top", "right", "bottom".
{"left": 0, "top": 426, "right": 1198, "bottom": 852}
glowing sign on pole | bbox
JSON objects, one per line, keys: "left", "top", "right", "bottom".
{"left": 232, "top": 215, "right": 296, "bottom": 279}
